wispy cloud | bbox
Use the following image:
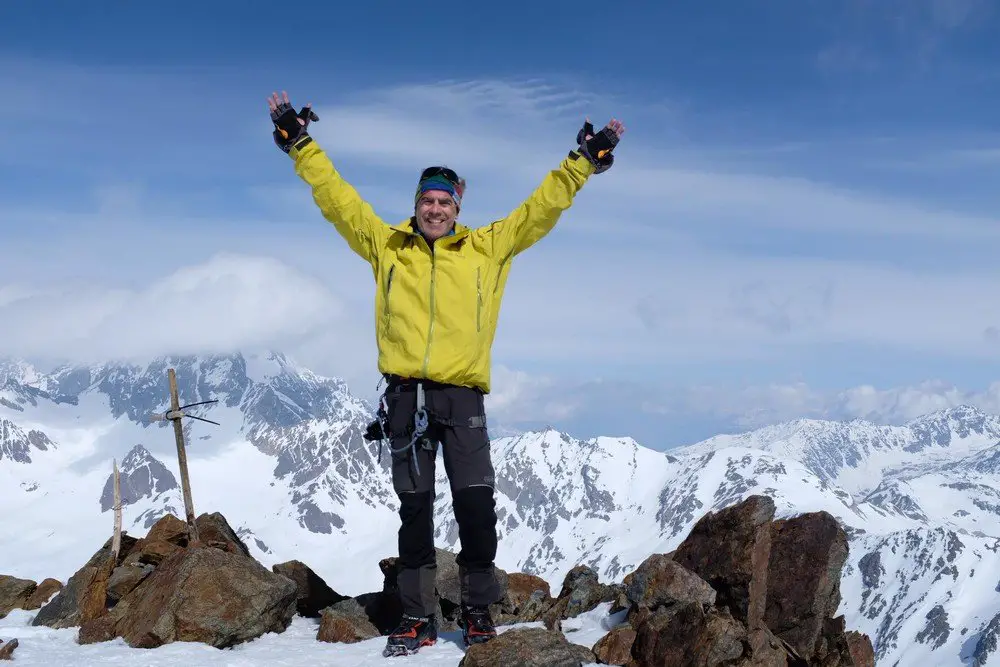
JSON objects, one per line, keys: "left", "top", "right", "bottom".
{"left": 4, "top": 56, "right": 1000, "bottom": 444}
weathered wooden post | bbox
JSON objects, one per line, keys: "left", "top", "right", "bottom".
{"left": 167, "top": 368, "right": 200, "bottom": 544}
{"left": 111, "top": 458, "right": 122, "bottom": 561}
{"left": 148, "top": 368, "right": 219, "bottom": 546}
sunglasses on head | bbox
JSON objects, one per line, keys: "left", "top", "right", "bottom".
{"left": 420, "top": 166, "right": 461, "bottom": 184}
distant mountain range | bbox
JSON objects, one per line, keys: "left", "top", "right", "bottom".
{"left": 2, "top": 351, "right": 1000, "bottom": 665}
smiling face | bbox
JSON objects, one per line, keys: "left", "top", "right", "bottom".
{"left": 414, "top": 190, "right": 458, "bottom": 241}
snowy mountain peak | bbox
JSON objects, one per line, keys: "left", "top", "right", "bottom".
{"left": 0, "top": 417, "right": 55, "bottom": 464}
{"left": 100, "top": 444, "right": 179, "bottom": 513}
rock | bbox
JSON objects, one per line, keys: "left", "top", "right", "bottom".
{"left": 0, "top": 576, "right": 36, "bottom": 618}
{"left": 764, "top": 511, "right": 849, "bottom": 659}
{"left": 272, "top": 559, "right": 347, "bottom": 618}
{"left": 32, "top": 534, "right": 138, "bottom": 629}
{"left": 80, "top": 545, "right": 297, "bottom": 649}
{"left": 592, "top": 625, "right": 637, "bottom": 665}
{"left": 0, "top": 638, "right": 18, "bottom": 660}
{"left": 673, "top": 495, "right": 775, "bottom": 629}
{"left": 124, "top": 538, "right": 182, "bottom": 567}
{"left": 22, "top": 578, "right": 63, "bottom": 610}
{"left": 106, "top": 564, "right": 154, "bottom": 603}
{"left": 459, "top": 626, "right": 597, "bottom": 666}
{"left": 193, "top": 512, "right": 251, "bottom": 556}
{"left": 810, "top": 615, "right": 875, "bottom": 667}
{"left": 316, "top": 598, "right": 380, "bottom": 644}
{"left": 544, "top": 565, "right": 619, "bottom": 623}
{"left": 144, "top": 513, "right": 189, "bottom": 546}
{"left": 631, "top": 602, "right": 747, "bottom": 667}
{"left": 845, "top": 630, "right": 875, "bottom": 667}
{"left": 500, "top": 572, "right": 553, "bottom": 622}
{"left": 623, "top": 554, "right": 717, "bottom": 611}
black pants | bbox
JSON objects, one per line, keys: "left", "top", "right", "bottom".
{"left": 384, "top": 378, "right": 499, "bottom": 617}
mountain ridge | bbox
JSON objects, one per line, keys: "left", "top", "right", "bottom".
{"left": 2, "top": 352, "right": 1000, "bottom": 665}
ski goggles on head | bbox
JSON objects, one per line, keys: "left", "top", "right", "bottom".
{"left": 415, "top": 165, "right": 465, "bottom": 208}
{"left": 420, "top": 166, "right": 460, "bottom": 184}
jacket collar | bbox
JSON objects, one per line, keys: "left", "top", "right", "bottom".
{"left": 389, "top": 216, "right": 471, "bottom": 244}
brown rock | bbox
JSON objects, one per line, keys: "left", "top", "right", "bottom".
{"left": 22, "top": 578, "right": 63, "bottom": 610}
{"left": 592, "top": 625, "right": 637, "bottom": 665}
{"left": 623, "top": 554, "right": 717, "bottom": 611}
{"left": 630, "top": 602, "right": 747, "bottom": 667}
{"left": 193, "top": 512, "right": 251, "bottom": 556}
{"left": 845, "top": 630, "right": 875, "bottom": 667}
{"left": 673, "top": 495, "right": 775, "bottom": 629}
{"left": 764, "top": 511, "right": 849, "bottom": 659}
{"left": 77, "top": 555, "right": 114, "bottom": 624}
{"left": 88, "top": 545, "right": 297, "bottom": 649}
{"left": 0, "top": 638, "right": 18, "bottom": 660}
{"left": 553, "top": 565, "right": 618, "bottom": 620}
{"left": 316, "top": 599, "right": 380, "bottom": 644}
{"left": 106, "top": 564, "right": 154, "bottom": 603}
{"left": 272, "top": 559, "right": 347, "bottom": 618}
{"left": 459, "top": 626, "right": 597, "bottom": 666}
{"left": 124, "top": 538, "right": 181, "bottom": 567}
{"left": 78, "top": 615, "right": 117, "bottom": 645}
{"left": 144, "top": 513, "right": 189, "bottom": 546}
{"left": 502, "top": 572, "right": 553, "bottom": 620}
{"left": 0, "top": 576, "right": 36, "bottom": 618}
{"left": 32, "top": 535, "right": 137, "bottom": 629}
{"left": 740, "top": 627, "right": 791, "bottom": 667}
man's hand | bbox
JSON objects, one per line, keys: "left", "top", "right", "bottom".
{"left": 267, "top": 90, "right": 319, "bottom": 153}
{"left": 575, "top": 117, "right": 626, "bottom": 173}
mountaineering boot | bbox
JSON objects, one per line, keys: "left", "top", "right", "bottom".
{"left": 383, "top": 614, "right": 438, "bottom": 657}
{"left": 460, "top": 604, "right": 497, "bottom": 646}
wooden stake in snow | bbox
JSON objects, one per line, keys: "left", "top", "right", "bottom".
{"left": 111, "top": 458, "right": 122, "bottom": 561}
{"left": 148, "top": 367, "right": 219, "bottom": 546}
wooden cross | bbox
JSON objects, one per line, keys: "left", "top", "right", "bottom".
{"left": 148, "top": 367, "right": 219, "bottom": 546}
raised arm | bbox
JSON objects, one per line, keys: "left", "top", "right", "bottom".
{"left": 473, "top": 117, "right": 626, "bottom": 260}
{"left": 269, "top": 91, "right": 388, "bottom": 270}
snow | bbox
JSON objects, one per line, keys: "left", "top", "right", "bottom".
{"left": 8, "top": 356, "right": 1000, "bottom": 665}
{"left": 0, "top": 604, "right": 619, "bottom": 666}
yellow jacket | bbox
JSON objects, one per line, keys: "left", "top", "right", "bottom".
{"left": 289, "top": 138, "right": 596, "bottom": 393}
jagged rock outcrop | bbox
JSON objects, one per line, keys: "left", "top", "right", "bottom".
{"left": 0, "top": 576, "right": 38, "bottom": 618}
{"left": 582, "top": 495, "right": 874, "bottom": 667}
{"left": 31, "top": 511, "right": 299, "bottom": 650}
{"left": 272, "top": 559, "right": 348, "bottom": 618}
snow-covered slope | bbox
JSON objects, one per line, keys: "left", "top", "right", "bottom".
{"left": 3, "top": 352, "right": 1000, "bottom": 665}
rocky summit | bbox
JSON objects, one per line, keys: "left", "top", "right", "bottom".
{"left": 1, "top": 494, "right": 873, "bottom": 665}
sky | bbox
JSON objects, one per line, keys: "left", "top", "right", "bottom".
{"left": 1, "top": 0, "right": 999, "bottom": 448}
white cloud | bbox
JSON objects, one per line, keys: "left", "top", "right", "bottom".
{"left": 0, "top": 253, "right": 357, "bottom": 365}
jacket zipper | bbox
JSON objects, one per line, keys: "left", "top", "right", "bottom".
{"left": 476, "top": 267, "right": 482, "bottom": 332}
{"left": 421, "top": 241, "right": 437, "bottom": 376}
{"left": 384, "top": 265, "right": 395, "bottom": 316}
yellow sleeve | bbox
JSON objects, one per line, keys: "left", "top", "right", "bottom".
{"left": 289, "top": 138, "right": 389, "bottom": 268}
{"left": 473, "top": 152, "right": 595, "bottom": 260}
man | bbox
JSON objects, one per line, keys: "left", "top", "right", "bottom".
{"left": 267, "top": 91, "right": 625, "bottom": 657}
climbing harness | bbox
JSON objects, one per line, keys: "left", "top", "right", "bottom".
{"left": 389, "top": 381, "right": 434, "bottom": 476}
{"left": 364, "top": 380, "right": 435, "bottom": 476}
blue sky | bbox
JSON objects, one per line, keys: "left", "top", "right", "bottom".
{"left": 1, "top": 1, "right": 1000, "bottom": 447}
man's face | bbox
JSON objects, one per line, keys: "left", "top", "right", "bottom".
{"left": 415, "top": 190, "right": 458, "bottom": 241}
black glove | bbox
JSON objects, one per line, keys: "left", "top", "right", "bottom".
{"left": 271, "top": 101, "right": 319, "bottom": 153}
{"left": 574, "top": 119, "right": 620, "bottom": 173}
